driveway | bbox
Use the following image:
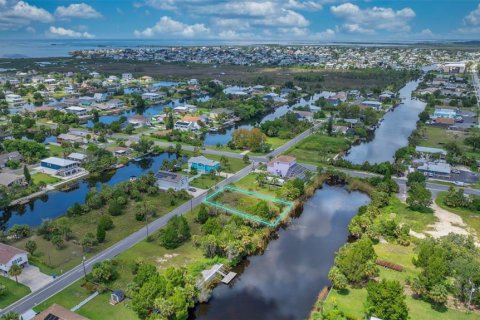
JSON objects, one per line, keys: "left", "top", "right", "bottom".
{"left": 14, "top": 265, "right": 54, "bottom": 292}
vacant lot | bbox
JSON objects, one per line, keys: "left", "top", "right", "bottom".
{"left": 206, "top": 186, "right": 290, "bottom": 226}
{"left": 286, "top": 133, "right": 352, "bottom": 166}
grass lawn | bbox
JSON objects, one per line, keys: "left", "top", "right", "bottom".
{"left": 322, "top": 242, "right": 478, "bottom": 320}
{"left": 31, "top": 172, "right": 61, "bottom": 185}
{"left": 418, "top": 126, "right": 467, "bottom": 149}
{"left": 46, "top": 144, "right": 65, "bottom": 157}
{"left": 285, "top": 133, "right": 352, "bottom": 166}
{"left": 33, "top": 209, "right": 211, "bottom": 320}
{"left": 0, "top": 277, "right": 31, "bottom": 308}
{"left": 14, "top": 192, "right": 189, "bottom": 275}
{"left": 381, "top": 196, "right": 437, "bottom": 233}
{"left": 231, "top": 173, "right": 281, "bottom": 198}
{"left": 207, "top": 186, "right": 288, "bottom": 225}
{"left": 436, "top": 192, "right": 480, "bottom": 237}
{"left": 190, "top": 174, "right": 224, "bottom": 189}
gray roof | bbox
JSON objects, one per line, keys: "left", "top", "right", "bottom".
{"left": 154, "top": 170, "right": 186, "bottom": 183}
{"left": 415, "top": 146, "right": 447, "bottom": 156}
{"left": 68, "top": 153, "right": 87, "bottom": 160}
{"left": 418, "top": 162, "right": 451, "bottom": 174}
{"left": 0, "top": 172, "right": 23, "bottom": 186}
{"left": 188, "top": 156, "right": 219, "bottom": 167}
{"left": 41, "top": 157, "right": 78, "bottom": 167}
{"left": 0, "top": 151, "right": 23, "bottom": 165}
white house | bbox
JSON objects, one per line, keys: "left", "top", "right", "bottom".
{"left": 174, "top": 121, "right": 196, "bottom": 131}
{"left": 128, "top": 115, "right": 150, "bottom": 127}
{"left": 155, "top": 171, "right": 189, "bottom": 191}
{"left": 5, "top": 94, "right": 24, "bottom": 105}
{"left": 0, "top": 243, "right": 28, "bottom": 274}
{"left": 142, "top": 92, "right": 162, "bottom": 101}
{"left": 122, "top": 73, "right": 133, "bottom": 81}
{"left": 65, "top": 106, "right": 87, "bottom": 116}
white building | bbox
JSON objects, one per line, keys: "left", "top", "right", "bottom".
{"left": 65, "top": 106, "right": 88, "bottom": 116}
{"left": 122, "top": 73, "right": 133, "bottom": 81}
{"left": 5, "top": 94, "right": 24, "bottom": 105}
{"left": 0, "top": 243, "right": 28, "bottom": 274}
{"left": 154, "top": 171, "right": 189, "bottom": 191}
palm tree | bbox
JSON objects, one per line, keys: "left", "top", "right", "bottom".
{"left": 9, "top": 264, "right": 22, "bottom": 283}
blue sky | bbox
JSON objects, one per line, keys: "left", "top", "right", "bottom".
{"left": 1, "top": 0, "right": 480, "bottom": 41}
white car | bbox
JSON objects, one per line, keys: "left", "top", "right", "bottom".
{"left": 453, "top": 181, "right": 465, "bottom": 187}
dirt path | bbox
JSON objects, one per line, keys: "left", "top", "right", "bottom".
{"left": 425, "top": 202, "right": 471, "bottom": 238}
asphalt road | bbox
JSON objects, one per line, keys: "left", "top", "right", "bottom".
{"left": 1, "top": 126, "right": 320, "bottom": 316}
{"left": 3, "top": 123, "right": 479, "bottom": 316}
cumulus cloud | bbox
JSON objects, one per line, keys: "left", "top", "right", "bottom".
{"left": 134, "top": 16, "right": 210, "bottom": 38}
{"left": 459, "top": 4, "right": 480, "bottom": 34}
{"left": 55, "top": 3, "right": 102, "bottom": 19}
{"left": 0, "top": 0, "right": 53, "bottom": 31}
{"left": 331, "top": 2, "right": 415, "bottom": 34}
{"left": 47, "top": 26, "right": 95, "bottom": 38}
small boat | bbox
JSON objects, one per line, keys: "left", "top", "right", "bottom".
{"left": 129, "top": 176, "right": 137, "bottom": 182}
{"left": 133, "top": 157, "right": 144, "bottom": 161}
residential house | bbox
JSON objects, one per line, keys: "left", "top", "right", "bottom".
{"left": 209, "top": 108, "right": 234, "bottom": 121}
{"left": 293, "top": 111, "right": 314, "bottom": 122}
{"left": 33, "top": 304, "right": 89, "bottom": 320}
{"left": 128, "top": 115, "right": 150, "bottom": 128}
{"left": 40, "top": 157, "right": 80, "bottom": 177}
{"left": 434, "top": 117, "right": 455, "bottom": 125}
{"left": 0, "top": 151, "right": 23, "bottom": 168}
{"left": 333, "top": 125, "right": 354, "bottom": 135}
{"left": 122, "top": 73, "right": 133, "bottom": 81}
{"left": 0, "top": 243, "right": 28, "bottom": 274}
{"left": 267, "top": 155, "right": 309, "bottom": 179}
{"left": 5, "top": 93, "right": 24, "bottom": 105}
{"left": 65, "top": 106, "right": 88, "bottom": 117}
{"left": 415, "top": 146, "right": 447, "bottom": 157}
{"left": 361, "top": 100, "right": 383, "bottom": 110}
{"left": 67, "top": 153, "right": 87, "bottom": 163}
{"left": 154, "top": 171, "right": 189, "bottom": 191}
{"left": 174, "top": 104, "right": 197, "bottom": 114}
{"left": 106, "top": 99, "right": 124, "bottom": 109}
{"left": 441, "top": 62, "right": 466, "bottom": 74}
{"left": 174, "top": 121, "right": 196, "bottom": 131}
{"left": 142, "top": 92, "right": 162, "bottom": 101}
{"left": 188, "top": 156, "right": 220, "bottom": 173}
{"left": 56, "top": 133, "right": 84, "bottom": 145}
{"left": 109, "top": 147, "right": 132, "bottom": 157}
{"left": 0, "top": 173, "right": 26, "bottom": 187}
{"left": 93, "top": 93, "right": 108, "bottom": 102}
{"left": 78, "top": 96, "right": 96, "bottom": 106}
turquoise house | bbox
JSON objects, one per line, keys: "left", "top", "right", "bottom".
{"left": 188, "top": 156, "right": 220, "bottom": 173}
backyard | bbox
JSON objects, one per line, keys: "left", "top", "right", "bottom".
{"left": 31, "top": 172, "right": 61, "bottom": 185}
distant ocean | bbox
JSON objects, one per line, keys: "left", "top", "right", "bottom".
{"left": 0, "top": 38, "right": 472, "bottom": 59}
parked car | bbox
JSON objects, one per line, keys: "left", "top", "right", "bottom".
{"left": 452, "top": 169, "right": 461, "bottom": 174}
{"left": 453, "top": 181, "right": 465, "bottom": 187}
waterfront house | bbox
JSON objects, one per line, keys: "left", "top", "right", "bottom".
{"left": 293, "top": 111, "right": 314, "bottom": 122}
{"left": 155, "top": 171, "right": 189, "bottom": 191}
{"left": 267, "top": 155, "right": 309, "bottom": 179}
{"left": 79, "top": 96, "right": 96, "bottom": 106}
{"left": 209, "top": 108, "right": 235, "bottom": 121}
{"left": 128, "top": 115, "right": 150, "bottom": 128}
{"left": 174, "top": 121, "right": 196, "bottom": 132}
{"left": 57, "top": 133, "right": 85, "bottom": 145}
{"left": 361, "top": 100, "right": 383, "bottom": 111}
{"left": 188, "top": 156, "right": 220, "bottom": 173}
{"left": 0, "top": 243, "right": 28, "bottom": 275}
{"left": 93, "top": 93, "right": 108, "bottom": 102}
{"left": 5, "top": 93, "right": 24, "bottom": 105}
{"left": 0, "top": 172, "right": 26, "bottom": 187}
{"left": 141, "top": 92, "right": 162, "bottom": 102}
{"left": 174, "top": 104, "right": 197, "bottom": 114}
{"left": 267, "top": 156, "right": 296, "bottom": 177}
{"left": 122, "top": 73, "right": 133, "bottom": 81}
{"left": 415, "top": 146, "right": 447, "bottom": 157}
{"left": 0, "top": 151, "right": 23, "bottom": 168}
{"left": 106, "top": 99, "right": 124, "bottom": 109}
{"left": 67, "top": 152, "right": 87, "bottom": 163}
{"left": 40, "top": 157, "right": 80, "bottom": 177}
{"left": 65, "top": 106, "right": 88, "bottom": 117}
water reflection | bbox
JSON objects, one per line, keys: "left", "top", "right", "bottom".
{"left": 194, "top": 185, "right": 370, "bottom": 320}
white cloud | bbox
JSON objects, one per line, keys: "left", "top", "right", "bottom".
{"left": 458, "top": 4, "right": 480, "bottom": 34}
{"left": 285, "top": 0, "right": 323, "bottom": 11}
{"left": 260, "top": 9, "right": 309, "bottom": 27}
{"left": 55, "top": 3, "right": 102, "bottom": 19}
{"left": 47, "top": 26, "right": 95, "bottom": 38}
{"left": 0, "top": 0, "right": 53, "bottom": 31}
{"left": 331, "top": 2, "right": 415, "bottom": 34}
{"left": 134, "top": 16, "right": 210, "bottom": 38}
{"left": 464, "top": 4, "right": 480, "bottom": 26}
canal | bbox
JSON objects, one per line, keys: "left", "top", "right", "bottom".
{"left": 345, "top": 70, "right": 429, "bottom": 164}
{"left": 0, "top": 152, "right": 178, "bottom": 230}
{"left": 193, "top": 185, "right": 370, "bottom": 320}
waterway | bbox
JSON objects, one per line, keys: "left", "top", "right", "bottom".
{"left": 193, "top": 185, "right": 370, "bottom": 320}
{"left": 0, "top": 152, "right": 178, "bottom": 230}
{"left": 344, "top": 68, "right": 431, "bottom": 164}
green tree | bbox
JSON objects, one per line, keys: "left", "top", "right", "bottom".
{"left": 158, "top": 216, "right": 191, "bottom": 249}
{"left": 243, "top": 154, "right": 250, "bottom": 164}
{"left": 406, "top": 171, "right": 426, "bottom": 187}
{"left": 81, "top": 232, "right": 98, "bottom": 252}
{"left": 25, "top": 239, "right": 37, "bottom": 255}
{"left": 328, "top": 266, "right": 348, "bottom": 290}
{"left": 91, "top": 260, "right": 117, "bottom": 283}
{"left": 196, "top": 204, "right": 209, "bottom": 224}
{"left": 365, "top": 279, "right": 408, "bottom": 320}
{"left": 335, "top": 237, "right": 378, "bottom": 284}
{"left": 9, "top": 264, "right": 22, "bottom": 283}
{"left": 96, "top": 224, "right": 106, "bottom": 243}
{"left": 23, "top": 165, "right": 31, "bottom": 184}
{"left": 406, "top": 183, "right": 432, "bottom": 211}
